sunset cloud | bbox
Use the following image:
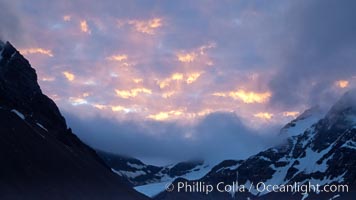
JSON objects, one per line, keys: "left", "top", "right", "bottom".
{"left": 20, "top": 48, "right": 54, "bottom": 57}
{"left": 157, "top": 73, "right": 184, "bottom": 88}
{"left": 62, "top": 71, "right": 75, "bottom": 81}
{"left": 171, "top": 73, "right": 183, "bottom": 81}
{"left": 213, "top": 89, "right": 271, "bottom": 104}
{"left": 176, "top": 42, "right": 216, "bottom": 64}
{"left": 158, "top": 80, "right": 170, "bottom": 89}
{"left": 177, "top": 52, "right": 196, "bottom": 63}
{"left": 111, "top": 105, "right": 126, "bottom": 112}
{"left": 123, "top": 18, "right": 163, "bottom": 35}
{"left": 147, "top": 110, "right": 183, "bottom": 121}
{"left": 254, "top": 112, "right": 273, "bottom": 120}
{"left": 63, "top": 15, "right": 71, "bottom": 22}
{"left": 6, "top": 0, "right": 356, "bottom": 164}
{"left": 186, "top": 72, "right": 202, "bottom": 84}
{"left": 335, "top": 80, "right": 349, "bottom": 88}
{"left": 162, "top": 91, "right": 175, "bottom": 99}
{"left": 282, "top": 111, "right": 300, "bottom": 118}
{"left": 133, "top": 78, "right": 143, "bottom": 83}
{"left": 93, "top": 104, "right": 107, "bottom": 110}
{"left": 80, "top": 20, "right": 91, "bottom": 34}
{"left": 115, "top": 88, "right": 152, "bottom": 99}
{"left": 156, "top": 72, "right": 202, "bottom": 89}
{"left": 106, "top": 54, "right": 128, "bottom": 62}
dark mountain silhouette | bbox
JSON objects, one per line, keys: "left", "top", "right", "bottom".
{"left": 0, "top": 41, "right": 150, "bottom": 200}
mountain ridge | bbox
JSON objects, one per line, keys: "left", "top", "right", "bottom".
{"left": 0, "top": 41, "right": 150, "bottom": 200}
{"left": 149, "top": 90, "right": 356, "bottom": 199}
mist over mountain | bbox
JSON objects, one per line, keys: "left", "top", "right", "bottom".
{"left": 148, "top": 90, "right": 356, "bottom": 200}
{"left": 64, "top": 111, "right": 281, "bottom": 165}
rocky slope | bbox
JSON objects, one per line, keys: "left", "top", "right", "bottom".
{"left": 0, "top": 41, "right": 149, "bottom": 200}
{"left": 154, "top": 90, "right": 356, "bottom": 200}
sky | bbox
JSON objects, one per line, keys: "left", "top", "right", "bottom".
{"left": 1, "top": 0, "right": 356, "bottom": 165}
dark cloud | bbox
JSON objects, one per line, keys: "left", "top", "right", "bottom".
{"left": 268, "top": 0, "right": 356, "bottom": 109}
{"left": 64, "top": 111, "right": 280, "bottom": 165}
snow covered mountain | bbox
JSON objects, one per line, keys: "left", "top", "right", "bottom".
{"left": 280, "top": 106, "right": 325, "bottom": 137}
{"left": 154, "top": 90, "right": 356, "bottom": 200}
{"left": 97, "top": 151, "right": 213, "bottom": 197}
{"left": 0, "top": 41, "right": 149, "bottom": 200}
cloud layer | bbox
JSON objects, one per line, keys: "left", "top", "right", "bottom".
{"left": 1, "top": 0, "right": 355, "bottom": 164}
{"left": 64, "top": 111, "right": 280, "bottom": 165}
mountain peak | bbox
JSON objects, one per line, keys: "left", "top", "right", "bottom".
{"left": 297, "top": 105, "right": 323, "bottom": 120}
{"left": 0, "top": 41, "right": 41, "bottom": 94}
{"left": 0, "top": 41, "right": 67, "bottom": 135}
{"left": 325, "top": 89, "right": 356, "bottom": 125}
{"left": 280, "top": 105, "right": 324, "bottom": 137}
{"left": 329, "top": 89, "right": 356, "bottom": 113}
{"left": 0, "top": 41, "right": 149, "bottom": 199}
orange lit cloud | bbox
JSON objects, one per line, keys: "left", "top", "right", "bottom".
{"left": 115, "top": 88, "right": 152, "bottom": 99}
{"left": 157, "top": 72, "right": 201, "bottom": 89}
{"left": 63, "top": 71, "right": 75, "bottom": 81}
{"left": 20, "top": 48, "right": 54, "bottom": 57}
{"left": 111, "top": 105, "right": 125, "bottom": 112}
{"left": 162, "top": 91, "right": 175, "bottom": 99}
{"left": 15, "top": 0, "right": 355, "bottom": 135}
{"left": 63, "top": 15, "right": 71, "bottom": 22}
{"left": 335, "top": 80, "right": 349, "bottom": 88}
{"left": 147, "top": 110, "right": 183, "bottom": 121}
{"left": 213, "top": 89, "right": 271, "bottom": 104}
{"left": 158, "top": 80, "right": 170, "bottom": 89}
{"left": 186, "top": 72, "right": 201, "bottom": 84}
{"left": 254, "top": 112, "right": 273, "bottom": 120}
{"left": 125, "top": 18, "right": 163, "bottom": 34}
{"left": 146, "top": 109, "right": 216, "bottom": 121}
{"left": 133, "top": 78, "right": 143, "bottom": 83}
{"left": 177, "top": 52, "right": 196, "bottom": 63}
{"left": 171, "top": 73, "right": 183, "bottom": 80}
{"left": 93, "top": 104, "right": 107, "bottom": 110}
{"left": 106, "top": 54, "right": 128, "bottom": 62}
{"left": 80, "top": 20, "right": 91, "bottom": 33}
{"left": 176, "top": 42, "right": 216, "bottom": 63}
{"left": 282, "top": 111, "right": 299, "bottom": 118}
{"left": 196, "top": 109, "right": 213, "bottom": 117}
{"left": 82, "top": 92, "right": 90, "bottom": 97}
{"left": 157, "top": 73, "right": 183, "bottom": 88}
